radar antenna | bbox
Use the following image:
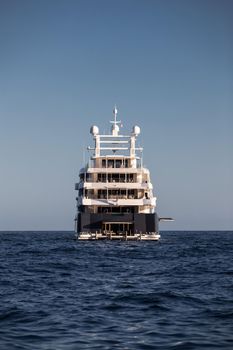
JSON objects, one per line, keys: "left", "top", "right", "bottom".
{"left": 110, "top": 105, "right": 121, "bottom": 127}
{"left": 110, "top": 105, "right": 121, "bottom": 136}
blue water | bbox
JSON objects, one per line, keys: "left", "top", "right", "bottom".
{"left": 0, "top": 231, "right": 233, "bottom": 349}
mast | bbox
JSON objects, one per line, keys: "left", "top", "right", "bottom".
{"left": 110, "top": 105, "right": 121, "bottom": 136}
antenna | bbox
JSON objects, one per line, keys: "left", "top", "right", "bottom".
{"left": 110, "top": 105, "right": 121, "bottom": 126}
{"left": 110, "top": 105, "right": 121, "bottom": 136}
{"left": 113, "top": 105, "right": 117, "bottom": 125}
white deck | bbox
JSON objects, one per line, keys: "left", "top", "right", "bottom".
{"left": 80, "top": 167, "right": 150, "bottom": 174}
{"left": 75, "top": 232, "right": 160, "bottom": 241}
{"left": 80, "top": 197, "right": 156, "bottom": 206}
{"left": 80, "top": 181, "right": 153, "bottom": 190}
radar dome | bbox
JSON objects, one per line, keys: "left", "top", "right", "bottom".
{"left": 132, "top": 125, "right": 140, "bottom": 136}
{"left": 90, "top": 125, "right": 99, "bottom": 136}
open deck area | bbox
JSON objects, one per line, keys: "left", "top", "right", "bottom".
{"left": 75, "top": 232, "right": 160, "bottom": 241}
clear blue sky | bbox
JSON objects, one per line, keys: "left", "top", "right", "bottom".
{"left": 0, "top": 0, "right": 232, "bottom": 230}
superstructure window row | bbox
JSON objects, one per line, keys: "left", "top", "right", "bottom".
{"left": 97, "top": 206, "right": 137, "bottom": 213}
{"left": 83, "top": 189, "right": 146, "bottom": 199}
{"left": 97, "top": 189, "right": 143, "bottom": 199}
{"left": 97, "top": 173, "right": 135, "bottom": 183}
{"left": 102, "top": 159, "right": 129, "bottom": 168}
{"left": 79, "top": 173, "right": 136, "bottom": 183}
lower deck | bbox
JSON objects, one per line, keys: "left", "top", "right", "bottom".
{"left": 75, "top": 212, "right": 159, "bottom": 240}
{"left": 75, "top": 232, "right": 160, "bottom": 241}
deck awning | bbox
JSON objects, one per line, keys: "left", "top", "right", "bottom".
{"left": 103, "top": 221, "right": 133, "bottom": 225}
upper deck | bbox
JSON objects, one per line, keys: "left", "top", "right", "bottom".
{"left": 87, "top": 107, "right": 143, "bottom": 169}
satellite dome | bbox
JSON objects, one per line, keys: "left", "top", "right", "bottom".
{"left": 132, "top": 125, "right": 140, "bottom": 136}
{"left": 90, "top": 125, "right": 99, "bottom": 136}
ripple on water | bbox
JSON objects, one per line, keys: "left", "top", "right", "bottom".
{"left": 0, "top": 231, "right": 233, "bottom": 349}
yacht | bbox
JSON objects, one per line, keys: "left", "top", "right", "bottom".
{"left": 75, "top": 107, "right": 172, "bottom": 240}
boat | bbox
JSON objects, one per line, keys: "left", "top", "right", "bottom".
{"left": 74, "top": 107, "right": 172, "bottom": 240}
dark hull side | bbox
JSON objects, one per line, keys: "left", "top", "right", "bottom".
{"left": 75, "top": 212, "right": 159, "bottom": 234}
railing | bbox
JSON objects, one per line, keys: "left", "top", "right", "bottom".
{"left": 80, "top": 197, "right": 156, "bottom": 206}
{"left": 84, "top": 195, "right": 143, "bottom": 200}
{"left": 84, "top": 179, "right": 136, "bottom": 183}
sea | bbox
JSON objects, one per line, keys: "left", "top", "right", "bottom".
{"left": 0, "top": 231, "right": 233, "bottom": 350}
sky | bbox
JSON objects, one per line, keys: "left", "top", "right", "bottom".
{"left": 0, "top": 0, "right": 232, "bottom": 231}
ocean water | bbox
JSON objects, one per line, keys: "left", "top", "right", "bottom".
{"left": 0, "top": 231, "right": 233, "bottom": 350}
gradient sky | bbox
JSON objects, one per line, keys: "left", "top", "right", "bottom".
{"left": 0, "top": 0, "right": 232, "bottom": 230}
